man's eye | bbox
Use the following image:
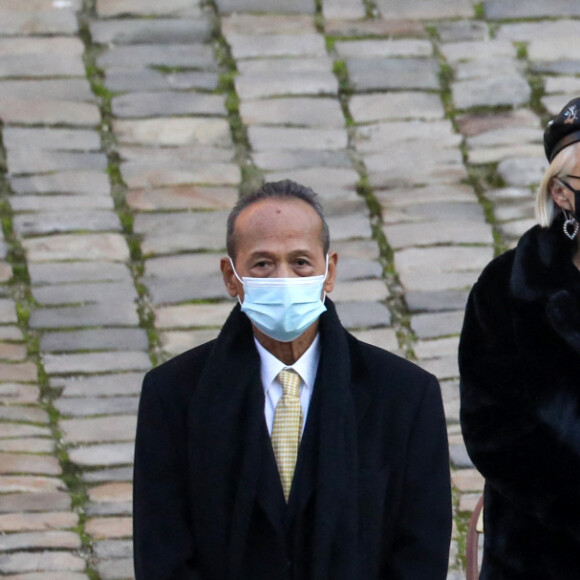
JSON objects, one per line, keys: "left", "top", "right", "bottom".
{"left": 254, "top": 261, "right": 269, "bottom": 268}
{"left": 295, "top": 259, "right": 309, "bottom": 266}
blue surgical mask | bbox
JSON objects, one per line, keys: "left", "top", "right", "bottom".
{"left": 229, "top": 257, "right": 328, "bottom": 342}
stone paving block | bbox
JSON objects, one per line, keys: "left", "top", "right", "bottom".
{"left": 484, "top": 0, "right": 580, "bottom": 19}
{"left": 323, "top": 0, "right": 365, "bottom": 19}
{"left": 94, "top": 539, "right": 132, "bottom": 559}
{"left": 406, "top": 289, "right": 469, "bottom": 312}
{"left": 112, "top": 92, "right": 226, "bottom": 119}
{"left": 0, "top": 491, "right": 70, "bottom": 514}
{"left": 456, "top": 109, "right": 539, "bottom": 137}
{"left": 43, "top": 351, "right": 149, "bottom": 375}
{"left": 411, "top": 310, "right": 464, "bottom": 339}
{"left": 0, "top": 343, "right": 27, "bottom": 361}
{"left": 0, "top": 384, "right": 39, "bottom": 404}
{"left": 11, "top": 171, "right": 110, "bottom": 196}
{"left": 0, "top": 54, "right": 85, "bottom": 78}
{"left": 454, "top": 58, "right": 522, "bottom": 82}
{"left": 336, "top": 39, "right": 432, "bottom": 58}
{"left": 155, "top": 302, "right": 233, "bottom": 329}
{"left": 0, "top": 512, "right": 77, "bottom": 532}
{"left": 350, "top": 92, "right": 444, "bottom": 124}
{"left": 146, "top": 274, "right": 228, "bottom": 304}
{"left": 68, "top": 442, "right": 134, "bottom": 467}
{"left": 439, "top": 40, "right": 514, "bottom": 63}
{"left": 451, "top": 468, "right": 484, "bottom": 492}
{"left": 327, "top": 213, "right": 372, "bottom": 241}
{"left": 160, "top": 329, "right": 219, "bottom": 356}
{"left": 90, "top": 18, "right": 212, "bottom": 45}
{"left": 12, "top": 196, "right": 113, "bottom": 213}
{"left": 41, "top": 329, "right": 148, "bottom": 353}
{"left": 0, "top": 407, "right": 47, "bottom": 423}
{"left": 127, "top": 185, "right": 238, "bottom": 211}
{"left": 86, "top": 517, "right": 132, "bottom": 539}
{"left": 113, "top": 118, "right": 231, "bottom": 147}
{"left": 97, "top": 0, "right": 200, "bottom": 17}
{"left": 467, "top": 144, "right": 542, "bottom": 165}
{"left": 2, "top": 573, "right": 88, "bottom": 580}
{"left": 237, "top": 57, "right": 332, "bottom": 76}
{"left": 0, "top": 530, "right": 80, "bottom": 551}
{"left": 240, "top": 97, "right": 344, "bottom": 127}
{"left": 55, "top": 397, "right": 139, "bottom": 417}
{"left": 248, "top": 126, "right": 348, "bottom": 151}
{"left": 0, "top": 79, "right": 93, "bottom": 102}
{"left": 0, "top": 99, "right": 100, "bottom": 126}
{"left": 7, "top": 150, "right": 108, "bottom": 175}
{"left": 145, "top": 252, "right": 219, "bottom": 279}
{"left": 436, "top": 20, "right": 489, "bottom": 42}
{"left": 120, "top": 143, "right": 234, "bottom": 165}
{"left": 377, "top": 0, "right": 473, "bottom": 19}
{"left": 82, "top": 467, "right": 133, "bottom": 483}
{"left": 415, "top": 336, "right": 460, "bottom": 359}
{"left": 105, "top": 68, "right": 219, "bottom": 92}
{"left": 61, "top": 416, "right": 136, "bottom": 444}
{"left": 236, "top": 71, "right": 338, "bottom": 100}
{"left": 355, "top": 120, "right": 460, "bottom": 153}
{"left": 134, "top": 211, "right": 228, "bottom": 255}
{"left": 528, "top": 39, "right": 580, "bottom": 63}
{"left": 86, "top": 501, "right": 131, "bottom": 516}
{"left": 227, "top": 33, "right": 326, "bottom": 60}
{"left": 97, "top": 558, "right": 134, "bottom": 580}
{"left": 124, "top": 165, "right": 241, "bottom": 189}
{"left": 0, "top": 326, "right": 23, "bottom": 341}
{"left": 543, "top": 93, "right": 580, "bottom": 115}
{"left": 0, "top": 424, "right": 49, "bottom": 438}
{"left": 98, "top": 44, "right": 215, "bottom": 70}
{"left": 32, "top": 281, "right": 137, "bottom": 306}
{"left": 453, "top": 74, "right": 530, "bottom": 110}
{"left": 497, "top": 157, "right": 547, "bottom": 187}
{"left": 324, "top": 19, "right": 426, "bottom": 38}
{"left": 14, "top": 211, "right": 120, "bottom": 237}
{"left": 494, "top": 204, "right": 534, "bottom": 223}
{"left": 23, "top": 233, "right": 130, "bottom": 263}
{"left": 216, "top": 0, "right": 315, "bottom": 14}
{"left": 34, "top": 300, "right": 144, "bottom": 333}
{"left": 3, "top": 128, "right": 100, "bottom": 152}
{"left": 382, "top": 200, "right": 484, "bottom": 225}
{"left": 28, "top": 263, "right": 131, "bottom": 285}
{"left": 385, "top": 220, "right": 492, "bottom": 249}
{"left": 0, "top": 551, "right": 85, "bottom": 573}
{"left": 0, "top": 476, "right": 65, "bottom": 494}
{"left": 496, "top": 20, "right": 580, "bottom": 42}
{"left": 330, "top": 279, "right": 388, "bottom": 303}
{"left": 498, "top": 219, "right": 536, "bottom": 240}
{"left": 531, "top": 61, "right": 580, "bottom": 76}
{"left": 0, "top": 10, "right": 77, "bottom": 36}
{"left": 449, "top": 444, "right": 473, "bottom": 469}
{"left": 253, "top": 149, "right": 352, "bottom": 171}
{"left": 0, "top": 454, "right": 60, "bottom": 476}
{"left": 351, "top": 327, "right": 399, "bottom": 352}
{"left": 347, "top": 58, "right": 439, "bottom": 92}
{"left": 335, "top": 301, "right": 391, "bottom": 329}
{"left": 0, "top": 299, "right": 17, "bottom": 323}
{"left": 58, "top": 373, "right": 143, "bottom": 398}
{"left": 0, "top": 362, "right": 37, "bottom": 383}
{"left": 0, "top": 439, "right": 54, "bottom": 453}
{"left": 221, "top": 14, "right": 316, "bottom": 36}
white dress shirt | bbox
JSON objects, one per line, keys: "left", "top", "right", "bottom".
{"left": 254, "top": 334, "right": 321, "bottom": 436}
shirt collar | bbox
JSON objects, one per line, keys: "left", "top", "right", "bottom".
{"left": 255, "top": 334, "right": 321, "bottom": 394}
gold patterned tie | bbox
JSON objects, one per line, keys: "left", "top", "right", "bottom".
{"left": 271, "top": 369, "right": 303, "bottom": 502}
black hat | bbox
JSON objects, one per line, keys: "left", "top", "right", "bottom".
{"left": 544, "top": 97, "right": 580, "bottom": 162}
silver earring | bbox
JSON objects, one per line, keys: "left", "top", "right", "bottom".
{"left": 563, "top": 210, "right": 579, "bottom": 240}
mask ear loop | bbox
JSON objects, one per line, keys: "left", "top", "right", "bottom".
{"left": 228, "top": 258, "right": 244, "bottom": 305}
{"left": 322, "top": 253, "right": 329, "bottom": 301}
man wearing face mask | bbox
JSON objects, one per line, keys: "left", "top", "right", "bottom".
{"left": 133, "top": 180, "right": 452, "bottom": 580}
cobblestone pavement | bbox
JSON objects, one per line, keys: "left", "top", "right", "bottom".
{"left": 0, "top": 0, "right": 578, "bottom": 577}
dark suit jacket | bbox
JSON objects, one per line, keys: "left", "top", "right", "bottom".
{"left": 133, "top": 299, "right": 451, "bottom": 580}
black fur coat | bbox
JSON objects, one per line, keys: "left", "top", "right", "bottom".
{"left": 459, "top": 217, "right": 580, "bottom": 579}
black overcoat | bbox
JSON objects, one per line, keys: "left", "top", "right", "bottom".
{"left": 133, "top": 299, "right": 451, "bottom": 580}
{"left": 459, "top": 218, "right": 580, "bottom": 579}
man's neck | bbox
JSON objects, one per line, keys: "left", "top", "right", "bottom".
{"left": 253, "top": 322, "right": 319, "bottom": 366}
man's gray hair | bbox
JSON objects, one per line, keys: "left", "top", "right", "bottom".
{"left": 226, "top": 180, "right": 330, "bottom": 259}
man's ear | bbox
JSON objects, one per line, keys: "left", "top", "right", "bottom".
{"left": 550, "top": 177, "right": 574, "bottom": 211}
{"left": 221, "top": 257, "right": 240, "bottom": 298}
{"left": 323, "top": 252, "right": 338, "bottom": 294}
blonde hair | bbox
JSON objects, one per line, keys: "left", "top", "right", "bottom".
{"left": 536, "top": 142, "right": 580, "bottom": 227}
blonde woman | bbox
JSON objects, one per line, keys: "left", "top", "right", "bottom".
{"left": 459, "top": 98, "right": 580, "bottom": 579}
